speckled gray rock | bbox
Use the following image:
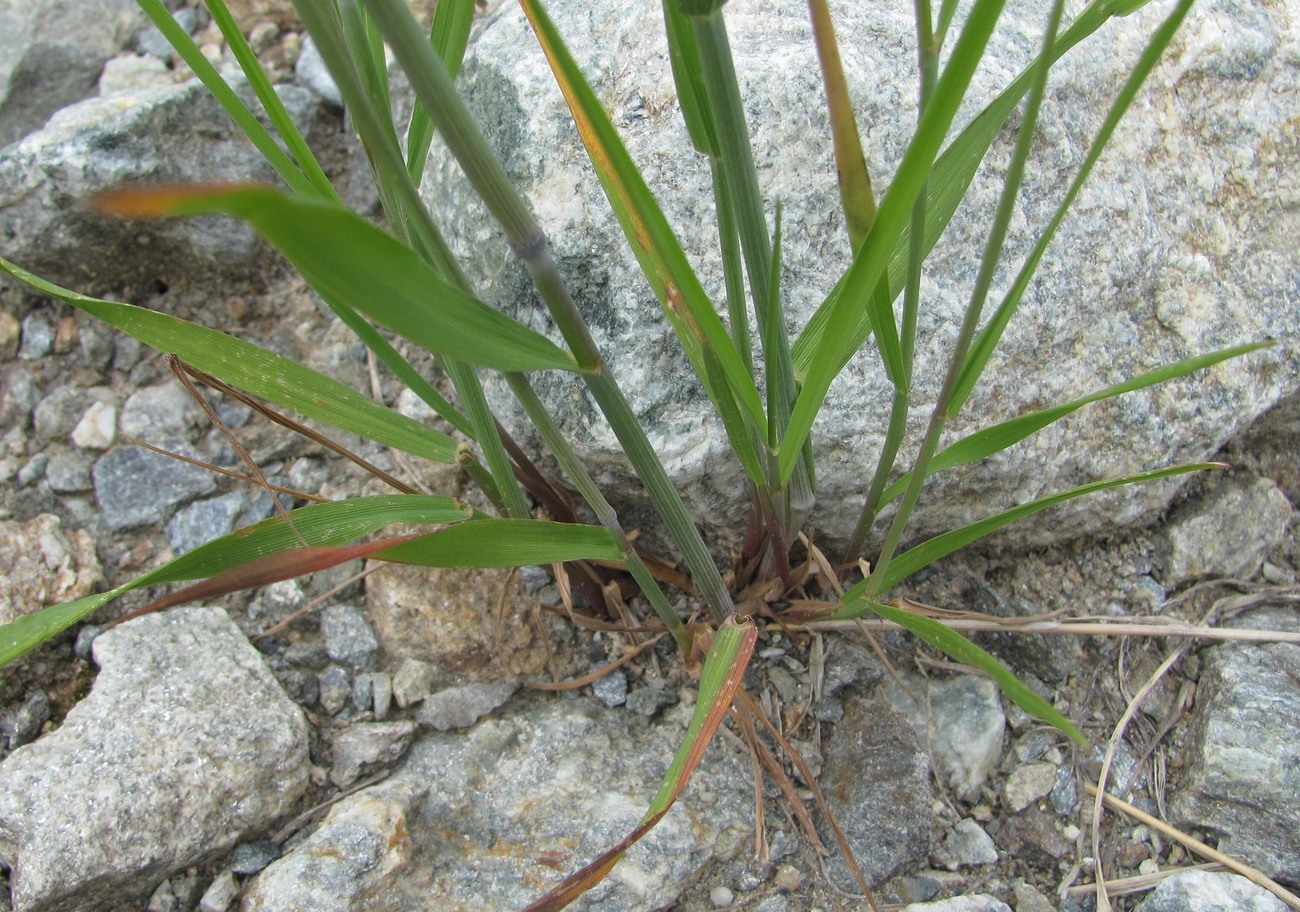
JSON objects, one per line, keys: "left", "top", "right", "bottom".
{"left": 0, "top": 77, "right": 329, "bottom": 293}
{"left": 330, "top": 720, "right": 416, "bottom": 787}
{"left": 420, "top": 0, "right": 1298, "bottom": 553}
{"left": 903, "top": 897, "right": 1011, "bottom": 912}
{"left": 44, "top": 451, "right": 93, "bottom": 493}
{"left": 1155, "top": 477, "right": 1293, "bottom": 587}
{"left": 934, "top": 818, "right": 999, "bottom": 871}
{"left": 242, "top": 792, "right": 412, "bottom": 912}
{"left": 0, "top": 606, "right": 309, "bottom": 912}
{"left": 166, "top": 492, "right": 246, "bottom": 554}
{"left": 1133, "top": 870, "right": 1287, "bottom": 912}
{"left": 255, "top": 695, "right": 753, "bottom": 911}
{"left": 0, "top": 0, "right": 145, "bottom": 147}
{"left": 415, "top": 679, "right": 518, "bottom": 731}
{"left": 819, "top": 697, "right": 931, "bottom": 889}
{"left": 1170, "top": 641, "right": 1300, "bottom": 884}
{"left": 93, "top": 442, "right": 218, "bottom": 530}
{"left": 320, "top": 603, "right": 379, "bottom": 670}
{"left": 120, "top": 382, "right": 203, "bottom": 442}
{"left": 884, "top": 671, "right": 1005, "bottom": 802}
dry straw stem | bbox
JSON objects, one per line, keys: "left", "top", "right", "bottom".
{"left": 803, "top": 616, "right": 1300, "bottom": 645}
{"left": 1082, "top": 782, "right": 1300, "bottom": 911}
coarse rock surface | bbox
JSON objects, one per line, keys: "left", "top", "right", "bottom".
{"left": 818, "top": 697, "right": 933, "bottom": 889}
{"left": 0, "top": 77, "right": 331, "bottom": 294}
{"left": 1169, "top": 637, "right": 1300, "bottom": 885}
{"left": 0, "top": 513, "right": 102, "bottom": 626}
{"left": 0, "top": 606, "right": 309, "bottom": 912}
{"left": 1132, "top": 869, "right": 1288, "bottom": 912}
{"left": 242, "top": 792, "right": 412, "bottom": 912}
{"left": 250, "top": 693, "right": 754, "bottom": 912}
{"left": 0, "top": 0, "right": 147, "bottom": 148}
{"left": 903, "top": 897, "right": 1011, "bottom": 912}
{"left": 419, "top": 0, "right": 1299, "bottom": 554}
{"left": 1155, "top": 476, "right": 1293, "bottom": 587}
{"left": 883, "top": 671, "right": 1006, "bottom": 802}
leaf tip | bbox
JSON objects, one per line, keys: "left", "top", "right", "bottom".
{"left": 90, "top": 182, "right": 265, "bottom": 219}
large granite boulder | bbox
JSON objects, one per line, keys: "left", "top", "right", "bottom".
{"left": 418, "top": 0, "right": 1299, "bottom": 554}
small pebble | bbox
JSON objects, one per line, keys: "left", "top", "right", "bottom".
{"left": 71, "top": 401, "right": 118, "bottom": 450}
{"left": 147, "top": 879, "right": 177, "bottom": 912}
{"left": 18, "top": 314, "right": 53, "bottom": 360}
{"left": 2, "top": 690, "right": 50, "bottom": 750}
{"left": 710, "top": 885, "right": 734, "bottom": 908}
{"left": 371, "top": 671, "right": 393, "bottom": 720}
{"left": 351, "top": 673, "right": 375, "bottom": 712}
{"left": 230, "top": 840, "right": 279, "bottom": 875}
{"left": 197, "top": 869, "right": 238, "bottom": 912}
{"left": 46, "top": 453, "right": 93, "bottom": 493}
{"left": 592, "top": 669, "right": 627, "bottom": 707}
{"left": 772, "top": 864, "right": 801, "bottom": 892}
{"left": 321, "top": 604, "right": 379, "bottom": 669}
{"left": 416, "top": 680, "right": 518, "bottom": 731}
{"left": 391, "top": 657, "right": 435, "bottom": 708}
{"left": 16, "top": 454, "right": 46, "bottom": 487}
{"left": 0, "top": 311, "right": 19, "bottom": 358}
{"left": 74, "top": 625, "right": 104, "bottom": 660}
{"left": 318, "top": 666, "right": 351, "bottom": 715}
{"left": 625, "top": 685, "right": 677, "bottom": 717}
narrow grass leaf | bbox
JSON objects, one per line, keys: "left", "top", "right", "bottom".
{"left": 701, "top": 346, "right": 766, "bottom": 486}
{"left": 857, "top": 600, "right": 1084, "bottom": 743}
{"left": 779, "top": 0, "right": 1007, "bottom": 483}
{"left": 203, "top": 0, "right": 336, "bottom": 199}
{"left": 856, "top": 464, "right": 1218, "bottom": 596}
{"left": 808, "top": 0, "right": 876, "bottom": 250}
{"left": 662, "top": 0, "right": 720, "bottom": 157}
{"left": 94, "top": 185, "right": 580, "bottom": 373}
{"left": 0, "top": 494, "right": 471, "bottom": 668}
{"left": 524, "top": 616, "right": 757, "bottom": 911}
{"left": 406, "top": 0, "right": 476, "bottom": 183}
{"left": 879, "top": 344, "right": 1269, "bottom": 505}
{"left": 950, "top": 0, "right": 1195, "bottom": 414}
{"left": 375, "top": 519, "right": 624, "bottom": 568}
{"left": 792, "top": 0, "right": 1145, "bottom": 380}
{"left": 133, "top": 0, "right": 316, "bottom": 197}
{"left": 518, "top": 0, "right": 765, "bottom": 431}
{"left": 0, "top": 255, "right": 458, "bottom": 463}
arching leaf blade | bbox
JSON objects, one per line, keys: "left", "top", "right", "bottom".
{"left": 878, "top": 343, "right": 1268, "bottom": 505}
{"left": 0, "top": 494, "right": 471, "bottom": 668}
{"left": 94, "top": 185, "right": 580, "bottom": 374}
{"left": 0, "top": 255, "right": 458, "bottom": 464}
{"left": 858, "top": 601, "right": 1084, "bottom": 743}
{"left": 375, "top": 519, "right": 624, "bottom": 567}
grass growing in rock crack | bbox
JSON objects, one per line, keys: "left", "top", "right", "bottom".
{"left": 0, "top": 0, "right": 1272, "bottom": 907}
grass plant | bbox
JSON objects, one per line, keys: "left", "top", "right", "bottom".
{"left": 0, "top": 0, "right": 1269, "bottom": 906}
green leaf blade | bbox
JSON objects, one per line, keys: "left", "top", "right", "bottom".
{"left": 861, "top": 601, "right": 1084, "bottom": 744}
{"left": 0, "top": 494, "right": 472, "bottom": 668}
{"left": 868, "top": 463, "right": 1219, "bottom": 592}
{"left": 94, "top": 186, "right": 580, "bottom": 374}
{"left": 0, "top": 255, "right": 459, "bottom": 464}
{"left": 375, "top": 519, "right": 625, "bottom": 568}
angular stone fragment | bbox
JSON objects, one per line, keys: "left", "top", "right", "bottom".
{"left": 0, "top": 606, "right": 309, "bottom": 912}
{"left": 1170, "top": 641, "right": 1300, "bottom": 884}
